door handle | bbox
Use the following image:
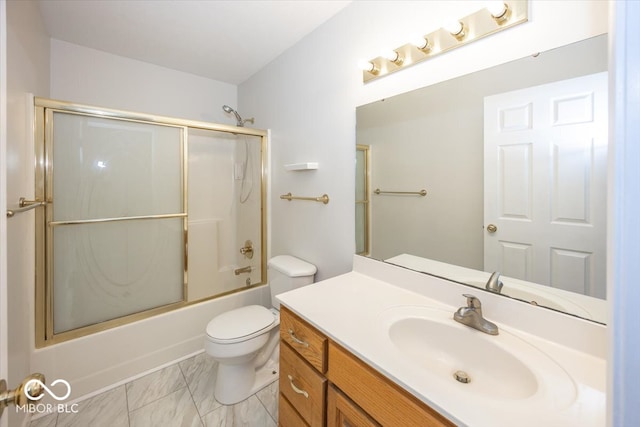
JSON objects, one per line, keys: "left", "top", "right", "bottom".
{"left": 486, "top": 224, "right": 498, "bottom": 233}
{"left": 0, "top": 373, "right": 46, "bottom": 417}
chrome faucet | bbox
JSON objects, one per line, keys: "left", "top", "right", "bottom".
{"left": 485, "top": 271, "right": 503, "bottom": 294}
{"left": 454, "top": 294, "right": 499, "bottom": 335}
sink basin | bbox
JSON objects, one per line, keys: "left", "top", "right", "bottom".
{"left": 378, "top": 306, "right": 576, "bottom": 408}
{"left": 389, "top": 316, "right": 537, "bottom": 399}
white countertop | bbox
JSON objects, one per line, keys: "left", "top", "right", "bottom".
{"left": 277, "top": 256, "right": 606, "bottom": 427}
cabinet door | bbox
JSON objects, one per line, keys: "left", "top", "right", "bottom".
{"left": 280, "top": 341, "right": 326, "bottom": 427}
{"left": 279, "top": 394, "right": 309, "bottom": 427}
{"left": 327, "top": 341, "right": 454, "bottom": 427}
{"left": 327, "top": 385, "right": 380, "bottom": 427}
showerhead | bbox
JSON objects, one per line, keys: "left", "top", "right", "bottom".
{"left": 222, "top": 104, "right": 244, "bottom": 127}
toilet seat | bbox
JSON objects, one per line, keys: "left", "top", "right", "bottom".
{"left": 206, "top": 305, "right": 275, "bottom": 344}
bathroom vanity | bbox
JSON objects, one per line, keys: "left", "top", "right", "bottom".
{"left": 276, "top": 256, "right": 606, "bottom": 427}
{"left": 279, "top": 306, "right": 452, "bottom": 426}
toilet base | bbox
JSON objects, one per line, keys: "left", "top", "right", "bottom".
{"left": 214, "top": 353, "right": 279, "bottom": 405}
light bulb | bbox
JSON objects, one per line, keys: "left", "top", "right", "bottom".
{"left": 382, "top": 50, "right": 402, "bottom": 64}
{"left": 487, "top": 1, "right": 510, "bottom": 22}
{"left": 412, "top": 36, "right": 431, "bottom": 51}
{"left": 358, "top": 60, "right": 377, "bottom": 74}
{"left": 487, "top": 1, "right": 508, "bottom": 18}
{"left": 445, "top": 21, "right": 464, "bottom": 37}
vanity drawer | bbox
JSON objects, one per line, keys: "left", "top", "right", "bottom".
{"left": 327, "top": 341, "right": 454, "bottom": 427}
{"left": 279, "top": 393, "right": 309, "bottom": 427}
{"left": 280, "top": 341, "right": 327, "bottom": 427}
{"left": 280, "top": 306, "right": 327, "bottom": 372}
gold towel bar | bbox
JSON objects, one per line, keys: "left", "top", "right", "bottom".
{"left": 374, "top": 189, "right": 427, "bottom": 196}
{"left": 6, "top": 198, "right": 47, "bottom": 218}
{"left": 280, "top": 193, "right": 330, "bottom": 204}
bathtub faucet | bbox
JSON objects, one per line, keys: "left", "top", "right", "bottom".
{"left": 234, "top": 266, "right": 252, "bottom": 275}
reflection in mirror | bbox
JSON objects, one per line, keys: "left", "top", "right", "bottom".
{"left": 356, "top": 145, "right": 370, "bottom": 255}
{"left": 356, "top": 35, "right": 608, "bottom": 324}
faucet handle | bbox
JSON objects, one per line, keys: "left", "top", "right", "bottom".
{"left": 462, "top": 294, "right": 482, "bottom": 309}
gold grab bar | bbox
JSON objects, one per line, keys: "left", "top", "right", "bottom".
{"left": 6, "top": 198, "right": 47, "bottom": 218}
{"left": 280, "top": 192, "right": 330, "bottom": 204}
{"left": 374, "top": 189, "right": 427, "bottom": 196}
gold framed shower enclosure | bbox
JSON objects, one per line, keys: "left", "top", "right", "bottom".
{"left": 34, "top": 98, "right": 268, "bottom": 347}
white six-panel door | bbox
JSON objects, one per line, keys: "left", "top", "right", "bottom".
{"left": 484, "top": 72, "right": 608, "bottom": 298}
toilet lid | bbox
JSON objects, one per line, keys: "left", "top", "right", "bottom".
{"left": 206, "top": 305, "right": 275, "bottom": 342}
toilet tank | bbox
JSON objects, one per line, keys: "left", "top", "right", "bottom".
{"left": 268, "top": 255, "right": 317, "bottom": 309}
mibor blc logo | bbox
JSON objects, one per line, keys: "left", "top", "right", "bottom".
{"left": 17, "top": 378, "right": 79, "bottom": 414}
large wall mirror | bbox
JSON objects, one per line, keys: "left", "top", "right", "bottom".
{"left": 356, "top": 34, "right": 608, "bottom": 324}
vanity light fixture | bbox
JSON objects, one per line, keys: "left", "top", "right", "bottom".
{"left": 361, "top": 0, "right": 528, "bottom": 83}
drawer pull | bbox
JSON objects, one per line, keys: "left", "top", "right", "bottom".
{"left": 287, "top": 375, "right": 309, "bottom": 398}
{"left": 288, "top": 329, "right": 310, "bottom": 348}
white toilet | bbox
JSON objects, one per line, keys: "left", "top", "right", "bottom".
{"left": 204, "top": 255, "right": 317, "bottom": 405}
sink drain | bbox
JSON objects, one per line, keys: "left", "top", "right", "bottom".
{"left": 453, "top": 370, "right": 471, "bottom": 384}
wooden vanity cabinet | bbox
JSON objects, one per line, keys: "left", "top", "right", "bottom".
{"left": 327, "top": 341, "right": 455, "bottom": 427}
{"left": 327, "top": 385, "right": 380, "bottom": 427}
{"left": 279, "top": 306, "right": 454, "bottom": 427}
{"left": 279, "top": 307, "right": 328, "bottom": 427}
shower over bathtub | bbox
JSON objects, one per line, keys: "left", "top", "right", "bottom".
{"left": 31, "top": 97, "right": 267, "bottom": 347}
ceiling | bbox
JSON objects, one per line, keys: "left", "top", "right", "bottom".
{"left": 37, "top": 0, "right": 352, "bottom": 85}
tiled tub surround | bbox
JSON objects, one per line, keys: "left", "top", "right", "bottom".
{"left": 29, "top": 352, "right": 278, "bottom": 427}
{"left": 277, "top": 255, "right": 606, "bottom": 427}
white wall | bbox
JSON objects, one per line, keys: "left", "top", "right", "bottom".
{"left": 50, "top": 39, "right": 237, "bottom": 124}
{"left": 239, "top": 0, "right": 609, "bottom": 281}
{"left": 5, "top": 1, "right": 49, "bottom": 426}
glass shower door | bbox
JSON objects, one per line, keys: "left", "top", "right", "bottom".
{"left": 47, "top": 111, "right": 186, "bottom": 335}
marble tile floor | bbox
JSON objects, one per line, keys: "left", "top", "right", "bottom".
{"left": 29, "top": 352, "right": 279, "bottom": 427}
